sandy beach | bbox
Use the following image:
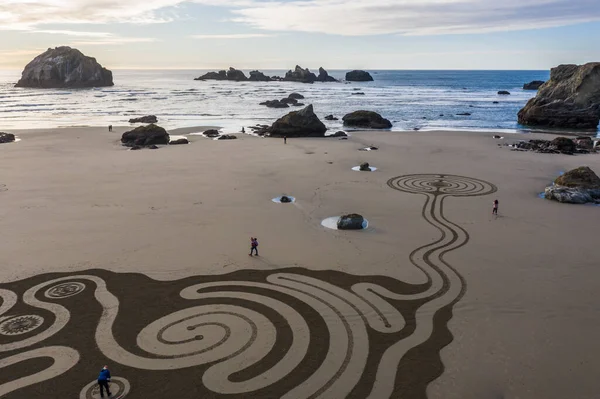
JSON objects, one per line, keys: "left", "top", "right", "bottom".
{"left": 0, "top": 127, "right": 599, "bottom": 398}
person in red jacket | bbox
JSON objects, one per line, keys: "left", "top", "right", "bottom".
{"left": 249, "top": 237, "right": 259, "bottom": 256}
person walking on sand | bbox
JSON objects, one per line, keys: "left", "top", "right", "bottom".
{"left": 492, "top": 199, "right": 499, "bottom": 215}
{"left": 108, "top": 125, "right": 112, "bottom": 132}
{"left": 284, "top": 136, "right": 287, "bottom": 144}
{"left": 97, "top": 365, "right": 111, "bottom": 398}
{"left": 249, "top": 237, "right": 259, "bottom": 256}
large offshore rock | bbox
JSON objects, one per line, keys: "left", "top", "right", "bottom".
{"left": 544, "top": 166, "right": 600, "bottom": 204}
{"left": 195, "top": 67, "right": 248, "bottom": 81}
{"left": 284, "top": 65, "right": 317, "bottom": 83}
{"left": 342, "top": 110, "right": 392, "bottom": 129}
{"left": 268, "top": 105, "right": 327, "bottom": 137}
{"left": 523, "top": 80, "right": 545, "bottom": 90}
{"left": 345, "top": 70, "right": 374, "bottom": 82}
{"left": 317, "top": 67, "right": 337, "bottom": 82}
{"left": 15, "top": 46, "right": 113, "bottom": 88}
{"left": 248, "top": 70, "right": 272, "bottom": 82}
{"left": 121, "top": 124, "right": 170, "bottom": 147}
{"left": 518, "top": 63, "right": 600, "bottom": 129}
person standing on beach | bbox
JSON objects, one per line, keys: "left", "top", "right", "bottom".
{"left": 492, "top": 199, "right": 499, "bottom": 215}
{"left": 284, "top": 136, "right": 287, "bottom": 144}
{"left": 249, "top": 237, "right": 259, "bottom": 256}
{"left": 241, "top": 127, "right": 245, "bottom": 133}
{"left": 97, "top": 365, "right": 111, "bottom": 398}
{"left": 108, "top": 125, "right": 112, "bottom": 132}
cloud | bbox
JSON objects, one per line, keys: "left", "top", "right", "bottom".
{"left": 229, "top": 0, "right": 600, "bottom": 36}
{"left": 70, "top": 37, "right": 159, "bottom": 46}
{"left": 190, "top": 33, "right": 273, "bottom": 39}
{"left": 32, "top": 30, "right": 114, "bottom": 37}
{"left": 1, "top": 0, "right": 600, "bottom": 36}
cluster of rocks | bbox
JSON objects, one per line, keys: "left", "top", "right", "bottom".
{"left": 200, "top": 129, "right": 237, "bottom": 140}
{"left": 510, "top": 136, "right": 597, "bottom": 155}
{"left": 15, "top": 47, "right": 113, "bottom": 88}
{"left": 342, "top": 111, "right": 392, "bottom": 129}
{"left": 129, "top": 115, "right": 158, "bottom": 124}
{"left": 346, "top": 70, "right": 373, "bottom": 82}
{"left": 523, "top": 80, "right": 545, "bottom": 90}
{"left": 518, "top": 63, "right": 600, "bottom": 129}
{"left": 337, "top": 214, "right": 365, "bottom": 230}
{"left": 259, "top": 93, "right": 305, "bottom": 108}
{"left": 193, "top": 66, "right": 375, "bottom": 83}
{"left": 0, "top": 133, "right": 16, "bottom": 144}
{"left": 194, "top": 67, "right": 248, "bottom": 82}
{"left": 121, "top": 124, "right": 170, "bottom": 149}
{"left": 544, "top": 166, "right": 600, "bottom": 204}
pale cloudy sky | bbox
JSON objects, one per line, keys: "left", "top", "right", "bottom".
{"left": 1, "top": 0, "right": 600, "bottom": 69}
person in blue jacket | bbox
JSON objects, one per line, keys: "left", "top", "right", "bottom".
{"left": 97, "top": 365, "right": 111, "bottom": 398}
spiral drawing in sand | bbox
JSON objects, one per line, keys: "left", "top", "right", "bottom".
{"left": 0, "top": 174, "right": 496, "bottom": 398}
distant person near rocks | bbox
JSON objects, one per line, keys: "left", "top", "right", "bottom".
{"left": 108, "top": 125, "right": 112, "bottom": 132}
{"left": 492, "top": 199, "right": 499, "bottom": 215}
{"left": 241, "top": 127, "right": 245, "bottom": 133}
{"left": 249, "top": 237, "right": 259, "bottom": 256}
{"left": 284, "top": 136, "right": 287, "bottom": 144}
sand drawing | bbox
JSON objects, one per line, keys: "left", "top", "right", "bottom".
{"left": 0, "top": 174, "right": 496, "bottom": 398}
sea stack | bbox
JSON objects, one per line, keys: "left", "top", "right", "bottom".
{"left": 15, "top": 46, "right": 113, "bottom": 88}
{"left": 518, "top": 63, "right": 600, "bottom": 129}
{"left": 346, "top": 70, "right": 374, "bottom": 82}
{"left": 268, "top": 105, "right": 327, "bottom": 137}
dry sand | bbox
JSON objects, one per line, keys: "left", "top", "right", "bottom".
{"left": 0, "top": 126, "right": 599, "bottom": 398}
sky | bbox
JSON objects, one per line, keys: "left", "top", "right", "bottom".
{"left": 1, "top": 0, "right": 600, "bottom": 70}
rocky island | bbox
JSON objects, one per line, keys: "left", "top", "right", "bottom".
{"left": 518, "top": 63, "right": 600, "bottom": 129}
{"left": 15, "top": 46, "right": 113, "bottom": 88}
{"left": 194, "top": 67, "right": 248, "bottom": 81}
{"left": 345, "top": 70, "right": 374, "bottom": 82}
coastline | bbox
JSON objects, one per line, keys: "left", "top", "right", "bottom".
{"left": 0, "top": 126, "right": 599, "bottom": 398}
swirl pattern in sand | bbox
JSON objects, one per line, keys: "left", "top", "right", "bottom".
{"left": 0, "top": 174, "right": 496, "bottom": 398}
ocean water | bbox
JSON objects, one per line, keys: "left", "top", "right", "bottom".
{"left": 0, "top": 69, "right": 572, "bottom": 133}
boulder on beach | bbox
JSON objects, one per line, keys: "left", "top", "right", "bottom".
{"left": 518, "top": 63, "right": 600, "bottom": 129}
{"left": 268, "top": 104, "right": 327, "bottom": 137}
{"left": 284, "top": 65, "right": 317, "bottom": 83}
{"left": 280, "top": 195, "right": 292, "bottom": 203}
{"left": 248, "top": 70, "right": 272, "bottom": 82}
{"left": 129, "top": 115, "right": 158, "bottom": 124}
{"left": 345, "top": 70, "right": 374, "bottom": 82}
{"left": 523, "top": 80, "right": 545, "bottom": 90}
{"left": 203, "top": 129, "right": 220, "bottom": 138}
{"left": 217, "top": 134, "right": 237, "bottom": 140}
{"left": 330, "top": 131, "right": 347, "bottom": 137}
{"left": 15, "top": 46, "right": 113, "bottom": 88}
{"left": 288, "top": 92, "right": 305, "bottom": 100}
{"left": 0, "top": 133, "right": 16, "bottom": 144}
{"left": 337, "top": 214, "right": 365, "bottom": 230}
{"left": 121, "top": 124, "right": 169, "bottom": 147}
{"left": 342, "top": 110, "right": 392, "bottom": 129}
{"left": 544, "top": 166, "right": 600, "bottom": 204}
{"left": 169, "top": 138, "right": 189, "bottom": 145}
{"left": 359, "top": 162, "right": 371, "bottom": 171}
{"left": 511, "top": 137, "right": 582, "bottom": 154}
{"left": 317, "top": 67, "right": 337, "bottom": 82}
{"left": 576, "top": 136, "right": 594, "bottom": 150}
{"left": 194, "top": 67, "right": 248, "bottom": 81}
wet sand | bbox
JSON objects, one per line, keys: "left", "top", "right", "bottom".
{"left": 0, "top": 126, "right": 599, "bottom": 398}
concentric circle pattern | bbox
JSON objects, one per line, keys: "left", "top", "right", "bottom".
{"left": 387, "top": 174, "right": 497, "bottom": 197}
{"left": 44, "top": 282, "right": 86, "bottom": 299}
{"left": 79, "top": 377, "right": 130, "bottom": 399}
{"left": 0, "top": 315, "right": 44, "bottom": 336}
